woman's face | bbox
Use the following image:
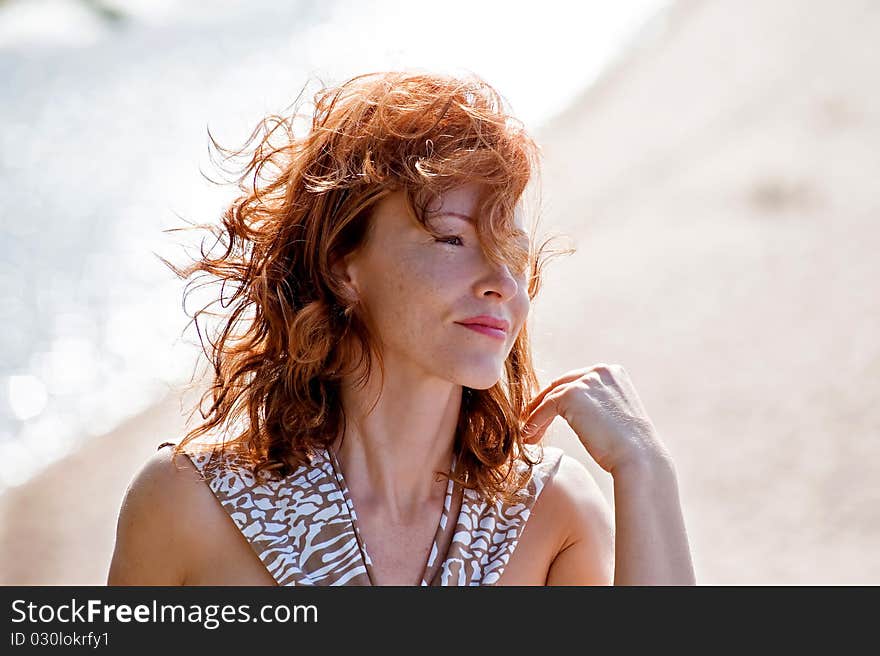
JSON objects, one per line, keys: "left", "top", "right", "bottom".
{"left": 339, "top": 182, "right": 531, "bottom": 390}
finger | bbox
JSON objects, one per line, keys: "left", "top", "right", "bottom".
{"left": 522, "top": 409, "right": 559, "bottom": 444}
{"left": 523, "top": 367, "right": 592, "bottom": 418}
{"left": 523, "top": 421, "right": 553, "bottom": 444}
{"left": 522, "top": 387, "right": 567, "bottom": 441}
{"left": 594, "top": 363, "right": 626, "bottom": 387}
{"left": 522, "top": 365, "right": 607, "bottom": 419}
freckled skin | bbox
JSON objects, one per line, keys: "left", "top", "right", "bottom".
{"left": 341, "top": 182, "right": 530, "bottom": 390}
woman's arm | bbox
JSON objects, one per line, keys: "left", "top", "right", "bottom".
{"left": 543, "top": 452, "right": 695, "bottom": 585}
{"left": 610, "top": 454, "right": 695, "bottom": 585}
{"left": 524, "top": 363, "right": 696, "bottom": 585}
{"left": 544, "top": 455, "right": 615, "bottom": 585}
{"left": 107, "top": 448, "right": 197, "bottom": 585}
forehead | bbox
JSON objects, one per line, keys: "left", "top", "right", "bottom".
{"left": 366, "top": 182, "right": 527, "bottom": 245}
{"left": 425, "top": 183, "right": 482, "bottom": 217}
{"left": 424, "top": 183, "right": 526, "bottom": 230}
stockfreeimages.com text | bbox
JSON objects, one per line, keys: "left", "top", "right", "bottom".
{"left": 10, "top": 598, "right": 317, "bottom": 630}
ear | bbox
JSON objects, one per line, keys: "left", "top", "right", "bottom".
{"left": 330, "top": 252, "right": 361, "bottom": 305}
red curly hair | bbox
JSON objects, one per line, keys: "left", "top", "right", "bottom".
{"left": 164, "top": 69, "right": 573, "bottom": 505}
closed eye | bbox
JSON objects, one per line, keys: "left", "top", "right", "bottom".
{"left": 435, "top": 235, "right": 464, "bottom": 247}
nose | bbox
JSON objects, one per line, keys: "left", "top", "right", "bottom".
{"left": 474, "top": 259, "right": 521, "bottom": 301}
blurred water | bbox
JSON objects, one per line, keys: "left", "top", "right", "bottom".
{"left": 0, "top": 0, "right": 667, "bottom": 493}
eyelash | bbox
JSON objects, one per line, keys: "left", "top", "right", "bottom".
{"left": 435, "top": 235, "right": 464, "bottom": 247}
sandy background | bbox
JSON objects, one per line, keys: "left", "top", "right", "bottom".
{"left": 2, "top": 0, "right": 878, "bottom": 585}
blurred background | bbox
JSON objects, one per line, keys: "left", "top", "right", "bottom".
{"left": 1, "top": 0, "right": 877, "bottom": 585}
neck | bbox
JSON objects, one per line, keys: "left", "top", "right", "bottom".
{"left": 330, "top": 359, "right": 461, "bottom": 524}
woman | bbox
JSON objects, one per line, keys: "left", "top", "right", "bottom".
{"left": 107, "top": 70, "right": 695, "bottom": 586}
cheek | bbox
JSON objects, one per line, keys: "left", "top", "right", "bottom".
{"left": 363, "top": 251, "right": 445, "bottom": 334}
{"left": 516, "top": 289, "right": 531, "bottom": 327}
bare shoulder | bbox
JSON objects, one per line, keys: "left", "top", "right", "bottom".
{"left": 539, "top": 450, "right": 615, "bottom": 585}
{"left": 107, "top": 444, "right": 219, "bottom": 585}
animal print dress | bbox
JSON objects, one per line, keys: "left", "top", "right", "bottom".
{"left": 157, "top": 439, "right": 564, "bottom": 586}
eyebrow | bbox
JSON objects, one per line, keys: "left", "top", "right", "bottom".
{"left": 437, "top": 211, "right": 474, "bottom": 222}
{"left": 435, "top": 212, "right": 530, "bottom": 241}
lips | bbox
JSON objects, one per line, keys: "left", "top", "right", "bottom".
{"left": 455, "top": 315, "right": 510, "bottom": 333}
{"left": 454, "top": 315, "right": 510, "bottom": 341}
{"left": 457, "top": 323, "right": 506, "bottom": 340}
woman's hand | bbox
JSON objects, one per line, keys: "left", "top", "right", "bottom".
{"left": 521, "top": 363, "right": 671, "bottom": 475}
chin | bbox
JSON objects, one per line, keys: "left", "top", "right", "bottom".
{"left": 456, "top": 363, "right": 505, "bottom": 390}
